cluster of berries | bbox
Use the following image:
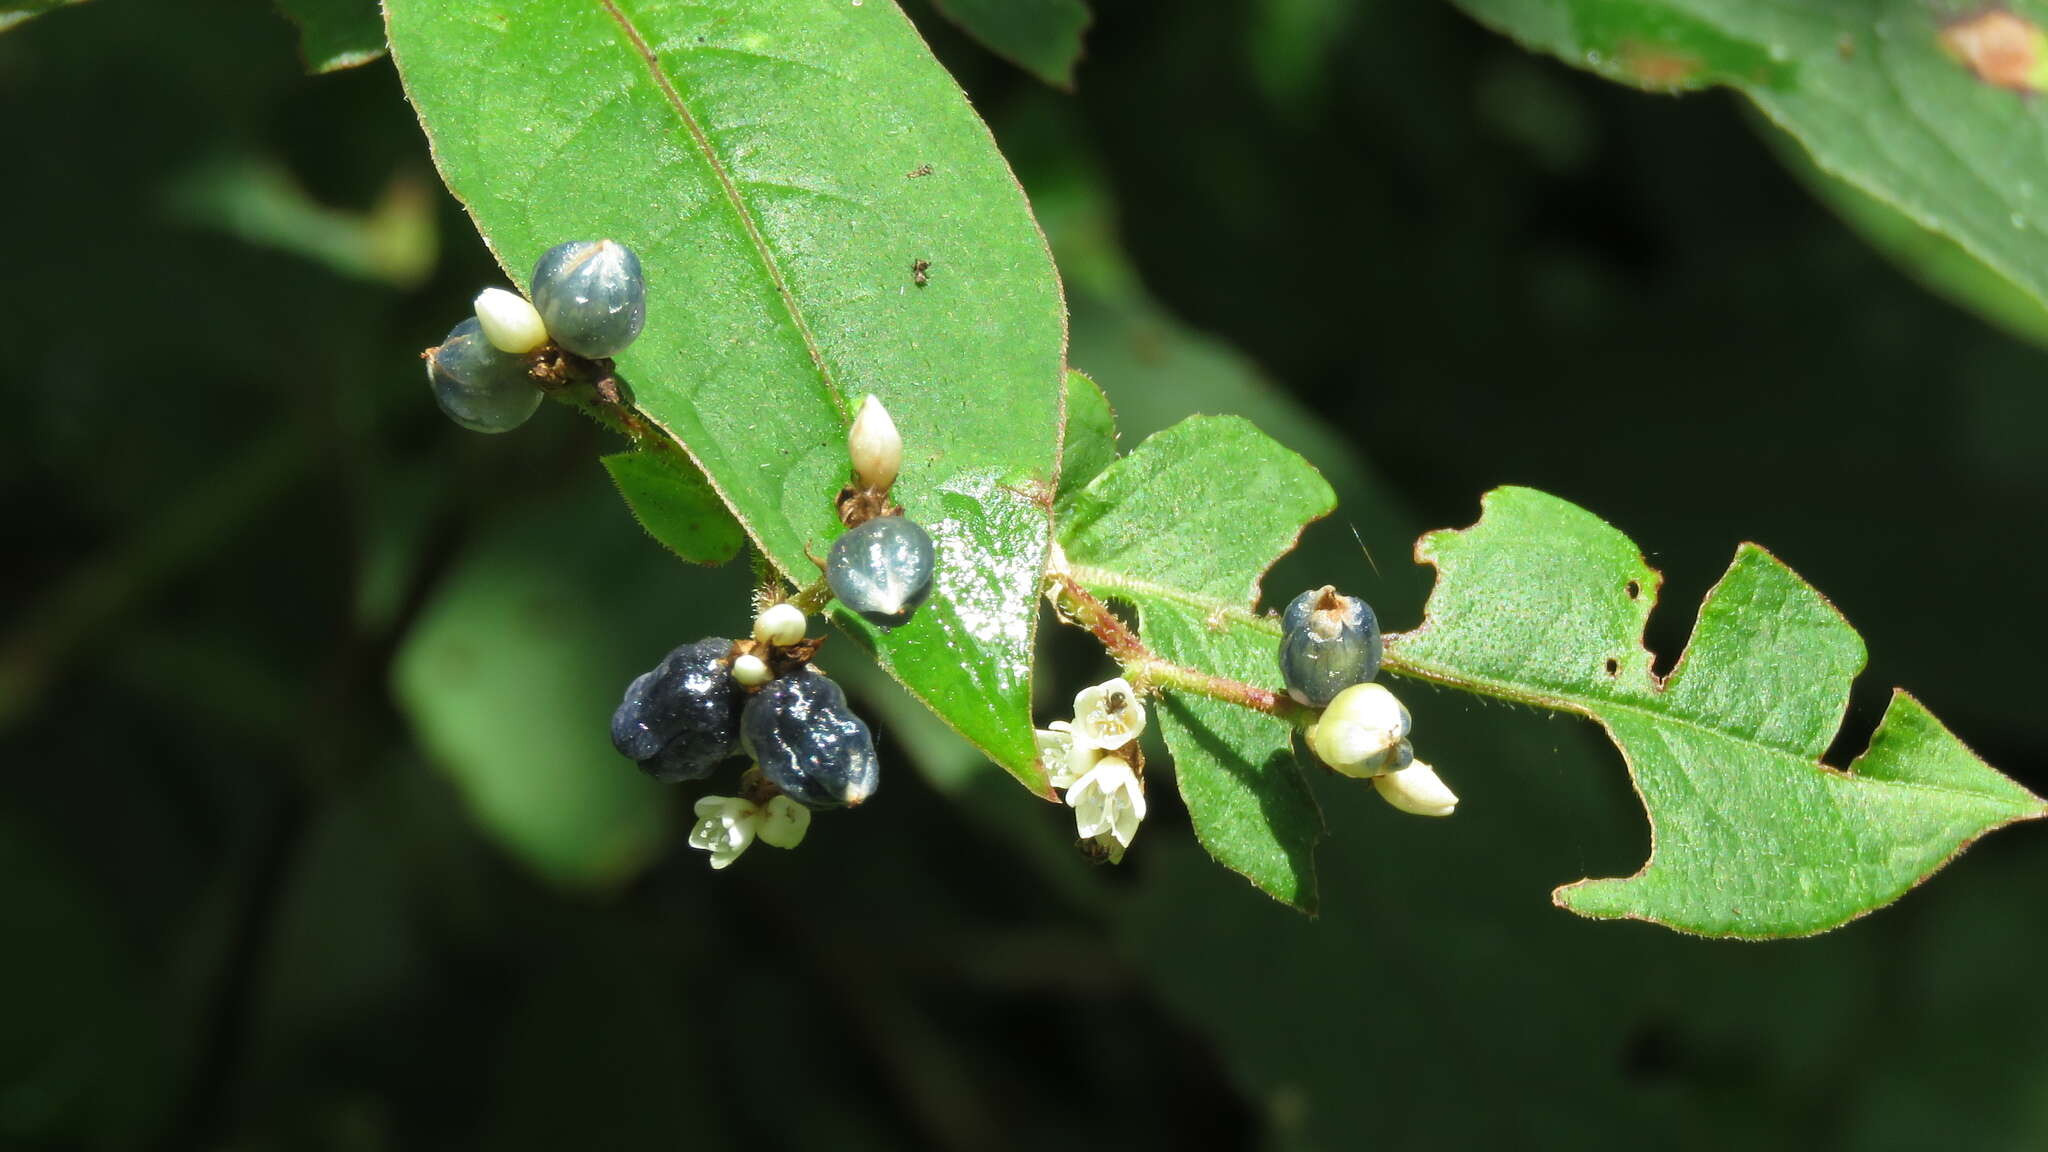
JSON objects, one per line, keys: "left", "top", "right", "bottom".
{"left": 1035, "top": 679, "right": 1150, "bottom": 863}
{"left": 1279, "top": 586, "right": 1456, "bottom": 817}
{"left": 425, "top": 239, "right": 647, "bottom": 433}
{"left": 611, "top": 604, "right": 876, "bottom": 868}
{"left": 608, "top": 393, "right": 942, "bottom": 868}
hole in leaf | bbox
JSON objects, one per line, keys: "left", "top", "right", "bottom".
{"left": 1625, "top": 580, "right": 1641, "bottom": 600}
{"left": 1604, "top": 658, "right": 1620, "bottom": 676}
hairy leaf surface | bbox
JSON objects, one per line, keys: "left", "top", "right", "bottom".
{"left": 386, "top": 0, "right": 1066, "bottom": 787}
{"left": 601, "top": 451, "right": 744, "bottom": 566}
{"left": 1059, "top": 415, "right": 1334, "bottom": 908}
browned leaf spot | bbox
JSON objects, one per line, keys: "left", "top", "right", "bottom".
{"left": 1619, "top": 40, "right": 1702, "bottom": 87}
{"left": 1941, "top": 9, "right": 2045, "bottom": 92}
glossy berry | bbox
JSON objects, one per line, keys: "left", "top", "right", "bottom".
{"left": 741, "top": 666, "right": 879, "bottom": 808}
{"left": 827, "top": 515, "right": 936, "bottom": 627}
{"left": 530, "top": 239, "right": 646, "bottom": 359}
{"left": 1278, "top": 586, "right": 1383, "bottom": 707}
{"left": 611, "top": 637, "right": 743, "bottom": 782}
{"left": 426, "top": 317, "right": 543, "bottom": 433}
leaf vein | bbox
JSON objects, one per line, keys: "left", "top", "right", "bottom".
{"left": 597, "top": 0, "right": 848, "bottom": 417}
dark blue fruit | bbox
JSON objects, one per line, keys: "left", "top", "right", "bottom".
{"left": 826, "top": 515, "right": 936, "bottom": 627}
{"left": 611, "top": 637, "right": 743, "bottom": 782}
{"left": 741, "top": 667, "right": 879, "bottom": 808}
{"left": 1279, "top": 586, "right": 1383, "bottom": 708}
{"left": 530, "top": 239, "right": 646, "bottom": 359}
{"left": 426, "top": 317, "right": 542, "bottom": 433}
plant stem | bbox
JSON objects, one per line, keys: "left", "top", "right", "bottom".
{"left": 1048, "top": 573, "right": 1316, "bottom": 728}
{"left": 792, "top": 575, "right": 834, "bottom": 616}
{"left": 534, "top": 349, "right": 698, "bottom": 472}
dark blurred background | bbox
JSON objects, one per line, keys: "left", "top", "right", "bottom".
{"left": 5, "top": 1, "right": 2046, "bottom": 1149}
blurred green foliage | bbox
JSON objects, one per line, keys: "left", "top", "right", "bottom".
{"left": 4, "top": 2, "right": 2046, "bottom": 1150}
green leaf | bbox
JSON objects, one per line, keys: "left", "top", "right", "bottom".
{"left": 1058, "top": 415, "right": 1335, "bottom": 907}
{"left": 1448, "top": 0, "right": 2048, "bottom": 317}
{"left": 0, "top": 0, "right": 84, "bottom": 35}
{"left": 1767, "top": 126, "right": 2048, "bottom": 349}
{"left": 1146, "top": 609, "right": 1325, "bottom": 912}
{"left": 390, "top": 481, "right": 747, "bottom": 889}
{"left": 275, "top": 0, "right": 385, "bottom": 73}
{"left": 1056, "top": 369, "right": 1115, "bottom": 506}
{"left": 929, "top": 0, "right": 1090, "bottom": 88}
{"left": 601, "top": 451, "right": 744, "bottom": 565}
{"left": 1388, "top": 486, "right": 2045, "bottom": 938}
{"left": 385, "top": 0, "right": 1066, "bottom": 789}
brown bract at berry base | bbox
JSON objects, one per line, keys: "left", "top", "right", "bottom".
{"left": 834, "top": 483, "right": 901, "bottom": 529}
{"left": 726, "top": 634, "right": 826, "bottom": 685}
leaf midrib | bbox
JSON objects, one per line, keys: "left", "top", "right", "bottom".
{"left": 1077, "top": 560, "right": 2021, "bottom": 803}
{"left": 597, "top": 0, "right": 846, "bottom": 419}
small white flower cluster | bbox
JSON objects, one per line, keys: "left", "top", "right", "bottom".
{"left": 1036, "top": 678, "right": 1149, "bottom": 863}
{"left": 1305, "top": 683, "right": 1458, "bottom": 817}
{"left": 687, "top": 792, "right": 811, "bottom": 869}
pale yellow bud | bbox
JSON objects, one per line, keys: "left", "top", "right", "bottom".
{"left": 473, "top": 287, "right": 549, "bottom": 354}
{"left": 848, "top": 393, "right": 903, "bottom": 491}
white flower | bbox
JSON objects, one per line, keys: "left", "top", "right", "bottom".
{"left": 755, "top": 795, "right": 812, "bottom": 848}
{"left": 1306, "top": 682, "right": 1411, "bottom": 777}
{"left": 473, "top": 287, "right": 549, "bottom": 354}
{"left": 688, "top": 793, "right": 815, "bottom": 866}
{"left": 1373, "top": 760, "right": 1458, "bottom": 817}
{"left": 1072, "top": 678, "right": 1146, "bottom": 751}
{"left": 848, "top": 393, "right": 903, "bottom": 491}
{"left": 688, "top": 796, "right": 760, "bottom": 869}
{"left": 1035, "top": 720, "right": 1102, "bottom": 789}
{"left": 1085, "top": 831, "right": 1128, "bottom": 865}
{"left": 1067, "top": 754, "right": 1145, "bottom": 849}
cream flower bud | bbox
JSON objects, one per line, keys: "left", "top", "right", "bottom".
{"left": 848, "top": 393, "right": 903, "bottom": 491}
{"left": 473, "top": 287, "right": 549, "bottom": 355}
{"left": 1072, "top": 678, "right": 1146, "bottom": 751}
{"left": 755, "top": 795, "right": 812, "bottom": 849}
{"left": 753, "top": 602, "right": 807, "bottom": 647}
{"left": 687, "top": 796, "right": 759, "bottom": 869}
{"left": 1306, "top": 682, "right": 1411, "bottom": 777}
{"left": 1068, "top": 754, "right": 1145, "bottom": 848}
{"left": 1372, "top": 760, "right": 1458, "bottom": 817}
{"left": 731, "top": 652, "right": 771, "bottom": 687}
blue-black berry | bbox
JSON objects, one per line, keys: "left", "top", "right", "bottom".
{"left": 740, "top": 666, "right": 879, "bottom": 808}
{"left": 611, "top": 637, "right": 744, "bottom": 782}
{"left": 426, "top": 317, "right": 543, "bottom": 433}
{"left": 530, "top": 239, "right": 646, "bottom": 359}
{"left": 827, "top": 515, "right": 936, "bottom": 627}
{"left": 1279, "top": 586, "right": 1382, "bottom": 708}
